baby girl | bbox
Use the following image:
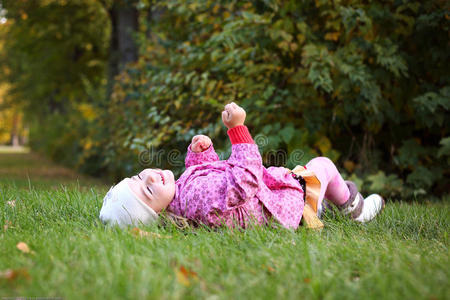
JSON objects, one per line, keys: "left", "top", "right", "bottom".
{"left": 99, "top": 103, "right": 384, "bottom": 228}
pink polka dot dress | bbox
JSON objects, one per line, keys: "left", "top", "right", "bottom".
{"left": 167, "top": 126, "right": 305, "bottom": 229}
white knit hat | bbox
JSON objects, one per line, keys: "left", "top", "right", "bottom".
{"left": 99, "top": 178, "right": 158, "bottom": 228}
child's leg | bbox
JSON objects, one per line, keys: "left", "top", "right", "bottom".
{"left": 305, "top": 156, "right": 384, "bottom": 223}
{"left": 305, "top": 157, "right": 349, "bottom": 206}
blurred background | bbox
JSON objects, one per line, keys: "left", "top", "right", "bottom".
{"left": 0, "top": 0, "right": 448, "bottom": 200}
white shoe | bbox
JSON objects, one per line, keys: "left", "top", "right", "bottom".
{"left": 354, "top": 194, "right": 385, "bottom": 223}
{"left": 342, "top": 181, "right": 385, "bottom": 223}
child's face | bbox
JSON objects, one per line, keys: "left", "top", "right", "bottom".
{"left": 127, "top": 168, "right": 176, "bottom": 213}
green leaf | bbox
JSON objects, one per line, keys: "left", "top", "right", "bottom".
{"left": 279, "top": 125, "right": 295, "bottom": 144}
{"left": 395, "top": 139, "right": 428, "bottom": 168}
{"left": 437, "top": 137, "right": 450, "bottom": 158}
{"left": 367, "top": 171, "right": 403, "bottom": 196}
{"left": 406, "top": 166, "right": 436, "bottom": 189}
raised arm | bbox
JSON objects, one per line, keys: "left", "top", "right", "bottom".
{"left": 185, "top": 135, "right": 220, "bottom": 168}
{"left": 222, "top": 103, "right": 263, "bottom": 206}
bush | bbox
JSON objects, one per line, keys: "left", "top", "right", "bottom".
{"left": 4, "top": 0, "right": 445, "bottom": 198}
{"left": 96, "top": 1, "right": 450, "bottom": 196}
{"left": 95, "top": 0, "right": 449, "bottom": 198}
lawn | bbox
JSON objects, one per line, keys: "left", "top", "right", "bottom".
{"left": 0, "top": 151, "right": 448, "bottom": 299}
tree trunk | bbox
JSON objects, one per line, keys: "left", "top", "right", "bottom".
{"left": 117, "top": 6, "right": 138, "bottom": 67}
{"left": 10, "top": 111, "right": 20, "bottom": 147}
{"left": 107, "top": 7, "right": 119, "bottom": 96}
{"left": 107, "top": 3, "right": 138, "bottom": 96}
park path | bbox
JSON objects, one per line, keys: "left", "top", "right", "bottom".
{"left": 0, "top": 146, "right": 105, "bottom": 189}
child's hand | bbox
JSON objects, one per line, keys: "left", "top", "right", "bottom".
{"left": 191, "top": 135, "right": 212, "bottom": 153}
{"left": 221, "top": 102, "right": 246, "bottom": 129}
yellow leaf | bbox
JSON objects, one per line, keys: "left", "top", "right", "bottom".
{"left": 78, "top": 103, "right": 96, "bottom": 121}
{"left": 16, "top": 242, "right": 30, "bottom": 254}
{"left": 296, "top": 34, "right": 305, "bottom": 44}
{"left": 196, "top": 14, "right": 207, "bottom": 22}
{"left": 344, "top": 160, "right": 355, "bottom": 172}
{"left": 0, "top": 268, "right": 30, "bottom": 281}
{"left": 130, "top": 227, "right": 171, "bottom": 239}
{"left": 314, "top": 136, "right": 331, "bottom": 155}
{"left": 212, "top": 4, "right": 220, "bottom": 14}
{"left": 262, "top": 264, "right": 276, "bottom": 273}
{"left": 175, "top": 265, "right": 198, "bottom": 287}
{"left": 175, "top": 268, "right": 190, "bottom": 286}
{"left": 0, "top": 269, "right": 15, "bottom": 280}
{"left": 188, "top": 3, "right": 199, "bottom": 11}
{"left": 290, "top": 43, "right": 298, "bottom": 52}
{"left": 174, "top": 99, "right": 181, "bottom": 110}
{"left": 83, "top": 140, "right": 92, "bottom": 150}
{"left": 324, "top": 32, "right": 340, "bottom": 41}
{"left": 277, "top": 41, "right": 289, "bottom": 51}
{"left": 3, "top": 220, "right": 12, "bottom": 232}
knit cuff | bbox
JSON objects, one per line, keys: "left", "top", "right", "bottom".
{"left": 227, "top": 125, "right": 254, "bottom": 144}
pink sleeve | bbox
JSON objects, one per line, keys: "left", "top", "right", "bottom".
{"left": 185, "top": 144, "right": 220, "bottom": 168}
{"left": 225, "top": 143, "right": 263, "bottom": 207}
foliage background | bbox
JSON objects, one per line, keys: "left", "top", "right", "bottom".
{"left": 0, "top": 0, "right": 449, "bottom": 200}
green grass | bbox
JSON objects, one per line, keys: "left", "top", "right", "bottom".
{"left": 0, "top": 150, "right": 104, "bottom": 189}
{"left": 0, "top": 152, "right": 449, "bottom": 299}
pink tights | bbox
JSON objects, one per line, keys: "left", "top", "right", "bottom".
{"left": 305, "top": 157, "right": 350, "bottom": 207}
